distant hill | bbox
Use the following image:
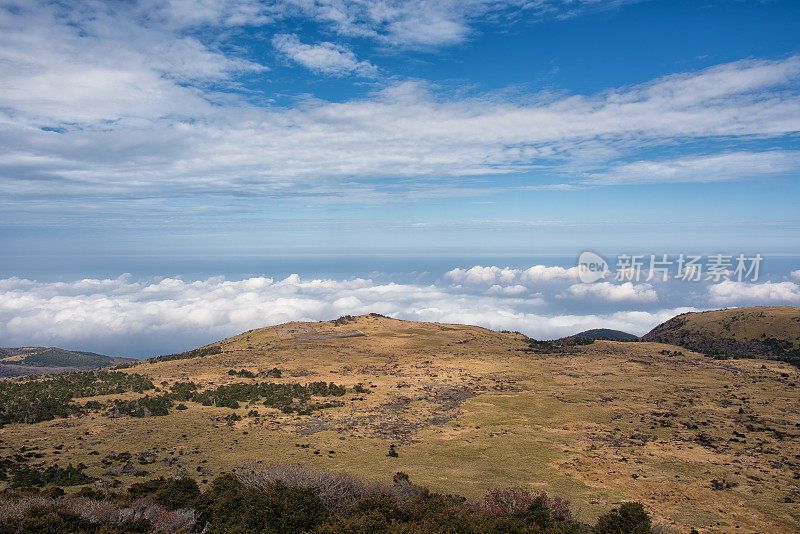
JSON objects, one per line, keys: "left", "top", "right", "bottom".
{"left": 0, "top": 347, "right": 134, "bottom": 377}
{"left": 21, "top": 347, "right": 112, "bottom": 367}
{"left": 573, "top": 328, "right": 638, "bottom": 341}
{"left": 641, "top": 306, "right": 800, "bottom": 365}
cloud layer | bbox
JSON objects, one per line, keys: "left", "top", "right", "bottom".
{"left": 0, "top": 268, "right": 683, "bottom": 356}
{"left": 3, "top": 256, "right": 799, "bottom": 357}
{"left": 708, "top": 280, "right": 800, "bottom": 305}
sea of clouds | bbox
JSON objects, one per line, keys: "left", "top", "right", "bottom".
{"left": 2, "top": 266, "right": 799, "bottom": 358}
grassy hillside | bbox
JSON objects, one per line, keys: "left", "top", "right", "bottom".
{"left": 573, "top": 328, "right": 639, "bottom": 341}
{"left": 1, "top": 313, "right": 799, "bottom": 533}
{"left": 641, "top": 306, "right": 800, "bottom": 364}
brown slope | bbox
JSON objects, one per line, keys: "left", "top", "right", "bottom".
{"left": 641, "top": 306, "right": 800, "bottom": 361}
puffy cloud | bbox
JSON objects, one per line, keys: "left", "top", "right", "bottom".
{"left": 446, "top": 265, "right": 670, "bottom": 303}
{"left": 708, "top": 280, "right": 800, "bottom": 305}
{"left": 272, "top": 34, "right": 377, "bottom": 77}
{"left": 565, "top": 282, "right": 658, "bottom": 303}
{"left": 445, "top": 266, "right": 518, "bottom": 285}
{"left": 445, "top": 265, "right": 579, "bottom": 286}
{"left": 791, "top": 270, "right": 800, "bottom": 281}
{"left": 0, "top": 273, "right": 680, "bottom": 357}
{"left": 519, "top": 265, "right": 580, "bottom": 283}
{"left": 488, "top": 284, "right": 530, "bottom": 296}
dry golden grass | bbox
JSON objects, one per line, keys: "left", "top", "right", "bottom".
{"left": 2, "top": 313, "right": 799, "bottom": 533}
{"left": 643, "top": 305, "right": 800, "bottom": 351}
{"left": 678, "top": 306, "right": 800, "bottom": 345}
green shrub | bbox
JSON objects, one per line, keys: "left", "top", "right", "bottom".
{"left": 0, "top": 506, "right": 151, "bottom": 533}
{"left": 110, "top": 394, "right": 173, "bottom": 417}
{"left": 196, "top": 473, "right": 329, "bottom": 534}
{"left": 0, "top": 469, "right": 656, "bottom": 534}
{"left": 170, "top": 381, "right": 199, "bottom": 400}
{"left": 593, "top": 502, "right": 652, "bottom": 534}
{"left": 262, "top": 367, "right": 282, "bottom": 378}
{"left": 128, "top": 476, "right": 200, "bottom": 510}
{"left": 228, "top": 369, "right": 257, "bottom": 378}
{"left": 187, "top": 380, "right": 348, "bottom": 414}
{"left": 0, "top": 371, "right": 154, "bottom": 425}
{"left": 148, "top": 345, "right": 222, "bottom": 364}
{"left": 9, "top": 463, "right": 94, "bottom": 487}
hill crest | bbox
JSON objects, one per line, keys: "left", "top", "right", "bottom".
{"left": 641, "top": 305, "right": 800, "bottom": 363}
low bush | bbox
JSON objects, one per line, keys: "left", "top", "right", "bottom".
{"left": 128, "top": 476, "right": 199, "bottom": 510}
{"left": 110, "top": 394, "right": 173, "bottom": 417}
{"left": 169, "top": 381, "right": 198, "bottom": 401}
{"left": 238, "top": 463, "right": 422, "bottom": 516}
{"left": 9, "top": 463, "right": 94, "bottom": 488}
{"left": 0, "top": 495, "right": 193, "bottom": 533}
{"left": 189, "top": 380, "right": 347, "bottom": 413}
{"left": 147, "top": 345, "right": 222, "bottom": 364}
{"left": 197, "top": 473, "right": 328, "bottom": 534}
{"left": 482, "top": 487, "right": 572, "bottom": 526}
{"left": 352, "top": 383, "right": 371, "bottom": 394}
{"left": 0, "top": 371, "right": 154, "bottom": 425}
{"left": 261, "top": 367, "right": 282, "bottom": 378}
{"left": 228, "top": 369, "right": 257, "bottom": 378}
{"left": 594, "top": 502, "right": 652, "bottom": 534}
{"left": 0, "top": 467, "right": 656, "bottom": 533}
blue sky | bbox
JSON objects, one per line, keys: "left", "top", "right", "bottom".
{"left": 1, "top": 0, "right": 799, "bottom": 259}
{"left": 1, "top": 0, "right": 800, "bottom": 354}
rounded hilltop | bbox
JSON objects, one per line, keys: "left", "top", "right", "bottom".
{"left": 641, "top": 305, "right": 800, "bottom": 362}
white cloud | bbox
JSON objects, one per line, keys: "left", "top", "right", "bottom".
{"left": 0, "top": 274, "right": 683, "bottom": 357}
{"left": 1, "top": 2, "right": 800, "bottom": 221}
{"left": 519, "top": 265, "right": 580, "bottom": 283}
{"left": 0, "top": 0, "right": 264, "bottom": 126}
{"left": 445, "top": 265, "right": 579, "bottom": 287}
{"left": 136, "top": 0, "right": 281, "bottom": 29}
{"left": 2, "top": 51, "right": 799, "bottom": 214}
{"left": 791, "top": 269, "right": 800, "bottom": 281}
{"left": 708, "top": 280, "right": 800, "bottom": 305}
{"left": 488, "top": 284, "right": 529, "bottom": 296}
{"left": 565, "top": 282, "right": 658, "bottom": 303}
{"left": 584, "top": 151, "right": 800, "bottom": 185}
{"left": 445, "top": 266, "right": 518, "bottom": 285}
{"left": 288, "top": 0, "right": 470, "bottom": 48}
{"left": 281, "top": 0, "right": 643, "bottom": 49}
{"left": 272, "top": 34, "right": 377, "bottom": 77}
